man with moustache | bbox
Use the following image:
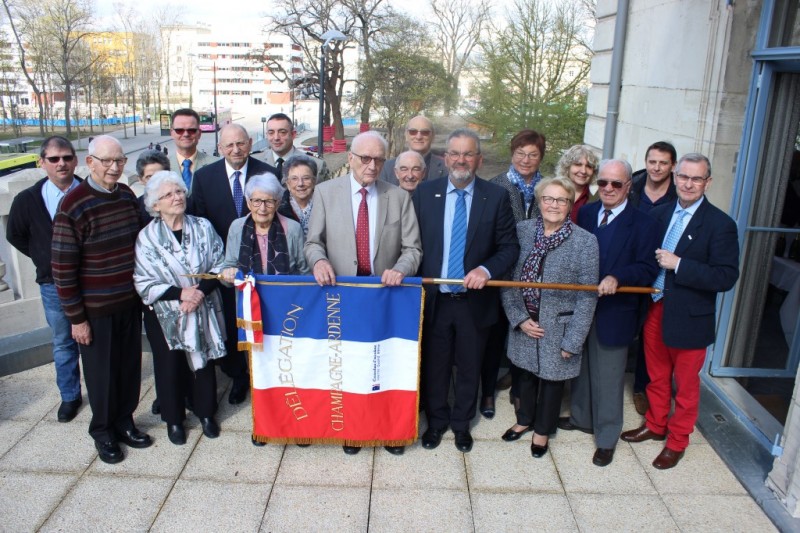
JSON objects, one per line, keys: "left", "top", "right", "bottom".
{"left": 381, "top": 115, "right": 447, "bottom": 184}
{"left": 169, "top": 108, "right": 218, "bottom": 192}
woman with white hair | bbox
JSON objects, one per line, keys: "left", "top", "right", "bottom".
{"left": 134, "top": 171, "right": 227, "bottom": 445}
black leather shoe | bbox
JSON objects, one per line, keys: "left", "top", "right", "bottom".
{"left": 228, "top": 377, "right": 249, "bottom": 405}
{"left": 593, "top": 447, "right": 615, "bottom": 467}
{"left": 530, "top": 442, "right": 549, "bottom": 458}
{"left": 384, "top": 446, "right": 405, "bottom": 455}
{"left": 343, "top": 445, "right": 361, "bottom": 455}
{"left": 116, "top": 427, "right": 153, "bottom": 449}
{"left": 421, "top": 427, "right": 446, "bottom": 450}
{"left": 200, "top": 417, "right": 220, "bottom": 438}
{"left": 252, "top": 437, "right": 265, "bottom": 447}
{"left": 557, "top": 416, "right": 594, "bottom": 434}
{"left": 296, "top": 443, "right": 311, "bottom": 448}
{"left": 480, "top": 396, "right": 496, "bottom": 419}
{"left": 453, "top": 430, "right": 473, "bottom": 452}
{"left": 57, "top": 398, "right": 82, "bottom": 422}
{"left": 95, "top": 440, "right": 124, "bottom": 464}
{"left": 167, "top": 424, "right": 186, "bottom": 445}
{"left": 501, "top": 425, "right": 532, "bottom": 442}
{"left": 151, "top": 398, "right": 161, "bottom": 415}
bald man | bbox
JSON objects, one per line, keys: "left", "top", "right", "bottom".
{"left": 381, "top": 116, "right": 447, "bottom": 184}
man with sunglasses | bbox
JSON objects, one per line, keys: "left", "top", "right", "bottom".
{"left": 305, "top": 130, "right": 422, "bottom": 456}
{"left": 559, "top": 159, "right": 659, "bottom": 467}
{"left": 7, "top": 136, "right": 84, "bottom": 423}
{"left": 380, "top": 115, "right": 447, "bottom": 185}
{"left": 169, "top": 108, "right": 218, "bottom": 192}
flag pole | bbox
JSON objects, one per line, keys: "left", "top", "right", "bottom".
{"left": 422, "top": 278, "right": 659, "bottom": 294}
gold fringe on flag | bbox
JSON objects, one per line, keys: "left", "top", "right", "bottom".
{"left": 236, "top": 318, "right": 263, "bottom": 331}
{"left": 239, "top": 341, "right": 263, "bottom": 351}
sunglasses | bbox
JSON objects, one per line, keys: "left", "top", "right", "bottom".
{"left": 44, "top": 155, "right": 75, "bottom": 163}
{"left": 173, "top": 128, "right": 199, "bottom": 135}
{"left": 407, "top": 129, "right": 432, "bottom": 136}
{"left": 596, "top": 179, "right": 628, "bottom": 189}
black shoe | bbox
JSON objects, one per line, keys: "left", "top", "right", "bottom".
{"left": 228, "top": 377, "right": 249, "bottom": 405}
{"left": 95, "top": 440, "right": 124, "bottom": 464}
{"left": 296, "top": 443, "right": 311, "bottom": 448}
{"left": 116, "top": 427, "right": 153, "bottom": 449}
{"left": 421, "top": 427, "right": 446, "bottom": 450}
{"left": 384, "top": 446, "right": 405, "bottom": 455}
{"left": 151, "top": 398, "right": 161, "bottom": 415}
{"left": 200, "top": 417, "right": 220, "bottom": 438}
{"left": 593, "top": 447, "right": 615, "bottom": 467}
{"left": 167, "top": 424, "right": 186, "bottom": 445}
{"left": 501, "top": 425, "right": 533, "bottom": 442}
{"left": 530, "top": 442, "right": 549, "bottom": 458}
{"left": 251, "top": 437, "right": 266, "bottom": 447}
{"left": 557, "top": 416, "right": 594, "bottom": 435}
{"left": 57, "top": 398, "right": 82, "bottom": 422}
{"left": 479, "top": 397, "right": 496, "bottom": 419}
{"left": 342, "top": 445, "right": 361, "bottom": 455}
{"left": 453, "top": 430, "right": 473, "bottom": 452}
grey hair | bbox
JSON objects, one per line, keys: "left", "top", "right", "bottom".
{"left": 244, "top": 173, "right": 284, "bottom": 200}
{"left": 87, "top": 135, "right": 122, "bottom": 156}
{"left": 598, "top": 158, "right": 633, "bottom": 181}
{"left": 283, "top": 154, "right": 318, "bottom": 181}
{"left": 556, "top": 145, "right": 599, "bottom": 183}
{"left": 396, "top": 150, "right": 426, "bottom": 169}
{"left": 143, "top": 171, "right": 187, "bottom": 217}
{"left": 677, "top": 153, "right": 712, "bottom": 178}
{"left": 447, "top": 128, "right": 481, "bottom": 154}
{"left": 534, "top": 176, "right": 576, "bottom": 206}
{"left": 136, "top": 150, "right": 171, "bottom": 177}
{"left": 351, "top": 130, "right": 388, "bottom": 155}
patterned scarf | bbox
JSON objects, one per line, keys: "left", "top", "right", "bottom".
{"left": 290, "top": 196, "right": 313, "bottom": 236}
{"left": 520, "top": 216, "right": 573, "bottom": 320}
{"left": 237, "top": 214, "right": 290, "bottom": 275}
{"left": 507, "top": 165, "right": 541, "bottom": 212}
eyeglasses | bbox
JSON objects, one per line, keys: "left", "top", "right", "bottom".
{"left": 541, "top": 196, "right": 570, "bottom": 206}
{"left": 596, "top": 179, "right": 629, "bottom": 189}
{"left": 44, "top": 155, "right": 75, "bottom": 163}
{"left": 513, "top": 150, "right": 541, "bottom": 161}
{"left": 173, "top": 128, "right": 199, "bottom": 136}
{"left": 249, "top": 198, "right": 277, "bottom": 208}
{"left": 446, "top": 151, "right": 480, "bottom": 160}
{"left": 351, "top": 152, "right": 386, "bottom": 166}
{"left": 407, "top": 129, "right": 432, "bottom": 137}
{"left": 90, "top": 155, "right": 127, "bottom": 168}
{"left": 220, "top": 141, "right": 249, "bottom": 151}
{"left": 158, "top": 189, "right": 186, "bottom": 202}
{"left": 675, "top": 173, "right": 709, "bottom": 185}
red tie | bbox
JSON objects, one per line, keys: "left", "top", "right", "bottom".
{"left": 356, "top": 188, "right": 371, "bottom": 276}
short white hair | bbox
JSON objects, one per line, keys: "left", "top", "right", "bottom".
{"left": 143, "top": 171, "right": 187, "bottom": 217}
{"left": 244, "top": 173, "right": 284, "bottom": 200}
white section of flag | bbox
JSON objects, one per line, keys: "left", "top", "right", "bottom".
{"left": 251, "top": 335, "right": 417, "bottom": 393}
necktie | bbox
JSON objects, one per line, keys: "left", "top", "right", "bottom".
{"left": 447, "top": 189, "right": 467, "bottom": 292}
{"left": 356, "top": 188, "right": 370, "bottom": 276}
{"left": 652, "top": 209, "right": 687, "bottom": 301}
{"left": 232, "top": 171, "right": 243, "bottom": 215}
{"left": 275, "top": 157, "right": 284, "bottom": 180}
{"left": 599, "top": 209, "right": 612, "bottom": 228}
{"left": 181, "top": 159, "right": 192, "bottom": 189}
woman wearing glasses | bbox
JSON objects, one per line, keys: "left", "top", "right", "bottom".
{"left": 277, "top": 155, "right": 318, "bottom": 237}
{"left": 134, "top": 171, "right": 227, "bottom": 445}
{"left": 555, "top": 145, "right": 600, "bottom": 223}
{"left": 500, "top": 176, "right": 598, "bottom": 458}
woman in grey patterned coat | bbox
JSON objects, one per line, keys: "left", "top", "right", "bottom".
{"left": 501, "top": 176, "right": 599, "bottom": 458}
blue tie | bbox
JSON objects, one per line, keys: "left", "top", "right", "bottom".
{"left": 232, "top": 171, "right": 243, "bottom": 215}
{"left": 447, "top": 189, "right": 467, "bottom": 292}
{"left": 181, "top": 159, "right": 192, "bottom": 189}
{"left": 652, "top": 209, "right": 687, "bottom": 302}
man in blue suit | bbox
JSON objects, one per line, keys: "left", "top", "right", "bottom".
{"left": 559, "top": 159, "right": 660, "bottom": 467}
{"left": 412, "top": 128, "right": 519, "bottom": 453}
{"left": 621, "top": 153, "right": 739, "bottom": 469}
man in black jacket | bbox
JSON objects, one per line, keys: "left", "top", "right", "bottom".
{"left": 6, "top": 136, "right": 83, "bottom": 422}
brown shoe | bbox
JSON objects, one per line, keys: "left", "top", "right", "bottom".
{"left": 633, "top": 392, "right": 649, "bottom": 416}
{"left": 652, "top": 446, "right": 684, "bottom": 469}
{"left": 620, "top": 425, "right": 666, "bottom": 443}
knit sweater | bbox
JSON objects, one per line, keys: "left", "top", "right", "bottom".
{"left": 52, "top": 179, "right": 142, "bottom": 323}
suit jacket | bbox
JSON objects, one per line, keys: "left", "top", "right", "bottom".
{"left": 169, "top": 150, "right": 218, "bottom": 194}
{"left": 253, "top": 146, "right": 330, "bottom": 182}
{"left": 649, "top": 197, "right": 739, "bottom": 349}
{"left": 578, "top": 201, "right": 660, "bottom": 346}
{"left": 380, "top": 152, "right": 447, "bottom": 185}
{"left": 413, "top": 177, "right": 519, "bottom": 328}
{"left": 188, "top": 156, "right": 277, "bottom": 243}
{"left": 304, "top": 175, "right": 422, "bottom": 276}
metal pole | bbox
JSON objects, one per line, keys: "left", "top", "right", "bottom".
{"left": 213, "top": 61, "right": 219, "bottom": 156}
{"left": 317, "top": 48, "right": 325, "bottom": 157}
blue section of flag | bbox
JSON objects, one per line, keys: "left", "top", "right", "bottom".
{"left": 252, "top": 275, "right": 423, "bottom": 342}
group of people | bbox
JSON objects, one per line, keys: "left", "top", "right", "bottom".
{"left": 6, "top": 109, "right": 739, "bottom": 471}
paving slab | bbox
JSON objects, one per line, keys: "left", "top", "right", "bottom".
{"left": 471, "top": 492, "right": 576, "bottom": 531}
{"left": 466, "top": 439, "right": 564, "bottom": 493}
{"left": 91, "top": 425, "right": 200, "bottom": 478}
{"left": 0, "top": 420, "right": 96, "bottom": 474}
{"left": 275, "top": 443, "right": 373, "bottom": 487}
{"left": 663, "top": 494, "right": 779, "bottom": 532}
{"left": 181, "top": 430, "right": 283, "bottom": 483}
{"left": 553, "top": 440, "right": 658, "bottom": 495}
{"left": 368, "top": 487, "right": 473, "bottom": 532}
{"left": 261, "top": 485, "right": 369, "bottom": 532}
{"left": 0, "top": 419, "right": 33, "bottom": 458}
{"left": 0, "top": 376, "right": 60, "bottom": 421}
{"left": 372, "top": 442, "right": 467, "bottom": 490}
{"left": 568, "top": 493, "right": 679, "bottom": 532}
{"left": 0, "top": 471, "right": 77, "bottom": 531}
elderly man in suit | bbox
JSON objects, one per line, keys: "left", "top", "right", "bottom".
{"left": 304, "top": 130, "right": 422, "bottom": 456}
{"left": 381, "top": 115, "right": 447, "bottom": 185}
{"left": 255, "top": 112, "right": 329, "bottom": 182}
{"left": 189, "top": 124, "right": 278, "bottom": 411}
{"left": 558, "top": 159, "right": 660, "bottom": 467}
{"left": 169, "top": 108, "right": 218, "bottom": 192}
{"left": 621, "top": 153, "right": 739, "bottom": 469}
{"left": 412, "top": 128, "right": 519, "bottom": 453}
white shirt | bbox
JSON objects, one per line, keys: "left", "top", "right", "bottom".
{"left": 225, "top": 160, "right": 248, "bottom": 198}
{"left": 350, "top": 174, "right": 378, "bottom": 274}
{"left": 597, "top": 199, "right": 628, "bottom": 227}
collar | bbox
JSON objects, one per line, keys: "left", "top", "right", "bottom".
{"left": 603, "top": 199, "right": 628, "bottom": 218}
{"left": 225, "top": 160, "right": 248, "bottom": 178}
{"left": 676, "top": 196, "right": 704, "bottom": 216}
{"left": 446, "top": 178, "right": 475, "bottom": 196}
{"left": 176, "top": 151, "right": 197, "bottom": 168}
{"left": 350, "top": 173, "right": 376, "bottom": 195}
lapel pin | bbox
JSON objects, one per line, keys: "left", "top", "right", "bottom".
{"left": 435, "top": 194, "right": 441, "bottom": 198}
{"left": 688, "top": 235, "right": 692, "bottom": 240}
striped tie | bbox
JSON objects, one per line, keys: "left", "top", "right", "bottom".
{"left": 447, "top": 189, "right": 467, "bottom": 292}
{"left": 599, "top": 209, "right": 611, "bottom": 228}
{"left": 652, "top": 209, "right": 687, "bottom": 302}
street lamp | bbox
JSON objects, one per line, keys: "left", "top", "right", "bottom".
{"left": 212, "top": 60, "right": 219, "bottom": 156}
{"left": 317, "top": 30, "right": 347, "bottom": 157}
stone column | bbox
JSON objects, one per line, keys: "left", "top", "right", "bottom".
{"left": 0, "top": 258, "right": 13, "bottom": 304}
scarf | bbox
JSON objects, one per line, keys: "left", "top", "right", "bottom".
{"left": 507, "top": 165, "right": 541, "bottom": 213}
{"left": 237, "top": 214, "right": 290, "bottom": 275}
{"left": 289, "top": 196, "right": 313, "bottom": 236}
{"left": 520, "top": 216, "right": 573, "bottom": 320}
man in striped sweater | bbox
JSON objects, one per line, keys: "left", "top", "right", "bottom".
{"left": 52, "top": 135, "right": 151, "bottom": 464}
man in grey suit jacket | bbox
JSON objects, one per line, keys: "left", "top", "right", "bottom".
{"left": 254, "top": 113, "right": 329, "bottom": 182}
{"left": 168, "top": 108, "right": 219, "bottom": 193}
{"left": 380, "top": 115, "right": 447, "bottom": 185}
{"left": 304, "top": 130, "right": 422, "bottom": 456}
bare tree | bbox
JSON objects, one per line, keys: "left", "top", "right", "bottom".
{"left": 429, "top": 0, "right": 492, "bottom": 115}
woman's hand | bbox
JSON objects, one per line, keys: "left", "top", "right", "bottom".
{"left": 561, "top": 349, "right": 573, "bottom": 359}
{"left": 221, "top": 268, "right": 238, "bottom": 284}
{"left": 519, "top": 319, "right": 545, "bottom": 339}
{"left": 179, "top": 285, "right": 204, "bottom": 314}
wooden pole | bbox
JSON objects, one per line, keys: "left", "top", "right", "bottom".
{"left": 421, "top": 277, "right": 659, "bottom": 294}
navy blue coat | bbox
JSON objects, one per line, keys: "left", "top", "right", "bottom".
{"left": 578, "top": 201, "right": 660, "bottom": 347}
{"left": 649, "top": 198, "right": 739, "bottom": 349}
